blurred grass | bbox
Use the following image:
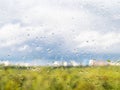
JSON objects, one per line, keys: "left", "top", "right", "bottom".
{"left": 0, "top": 66, "right": 120, "bottom": 90}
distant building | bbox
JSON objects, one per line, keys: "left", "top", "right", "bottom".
{"left": 89, "top": 59, "right": 95, "bottom": 66}
{"left": 62, "top": 61, "right": 68, "bottom": 67}
{"left": 14, "top": 62, "right": 30, "bottom": 67}
{"left": 108, "top": 60, "right": 120, "bottom": 66}
{"left": 70, "top": 61, "right": 80, "bottom": 66}
{"left": 0, "top": 60, "right": 10, "bottom": 66}
{"left": 89, "top": 59, "right": 109, "bottom": 66}
{"left": 53, "top": 61, "right": 61, "bottom": 66}
{"left": 53, "top": 60, "right": 80, "bottom": 67}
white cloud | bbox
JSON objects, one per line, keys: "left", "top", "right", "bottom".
{"left": 18, "top": 45, "right": 31, "bottom": 52}
{"left": 0, "top": 23, "right": 46, "bottom": 48}
{"left": 35, "top": 47, "right": 42, "bottom": 51}
{"left": 74, "top": 31, "right": 120, "bottom": 53}
{"left": 0, "top": 0, "right": 120, "bottom": 58}
{"left": 0, "top": 22, "right": 120, "bottom": 54}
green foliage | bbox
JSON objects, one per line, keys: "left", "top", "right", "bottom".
{"left": 0, "top": 66, "right": 119, "bottom": 90}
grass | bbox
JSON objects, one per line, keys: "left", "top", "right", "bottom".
{"left": 0, "top": 66, "right": 120, "bottom": 90}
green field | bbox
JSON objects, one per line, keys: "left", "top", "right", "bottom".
{"left": 0, "top": 66, "right": 120, "bottom": 90}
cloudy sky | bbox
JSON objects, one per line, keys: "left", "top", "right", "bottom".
{"left": 0, "top": 0, "right": 120, "bottom": 64}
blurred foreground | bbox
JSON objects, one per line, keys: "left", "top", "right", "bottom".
{"left": 0, "top": 66, "right": 120, "bottom": 90}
